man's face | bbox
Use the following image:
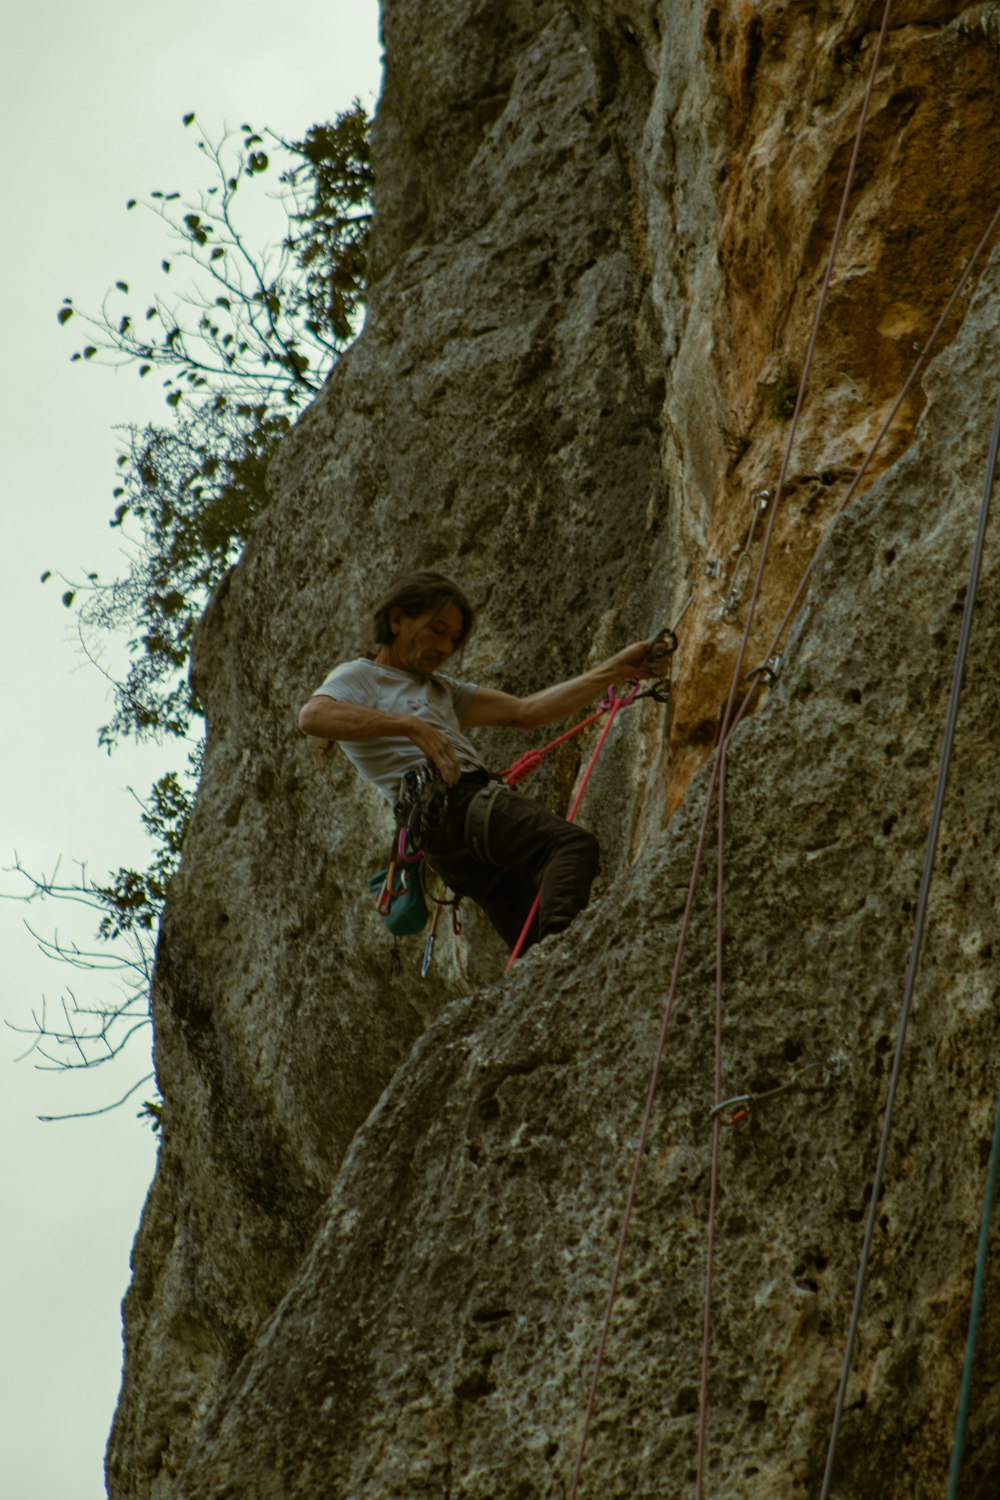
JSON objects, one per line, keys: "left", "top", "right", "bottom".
{"left": 390, "top": 602, "right": 465, "bottom": 675}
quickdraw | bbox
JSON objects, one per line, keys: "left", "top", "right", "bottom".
{"left": 501, "top": 624, "right": 677, "bottom": 792}
{"left": 421, "top": 891, "right": 463, "bottom": 978}
{"left": 708, "top": 1055, "right": 844, "bottom": 1127}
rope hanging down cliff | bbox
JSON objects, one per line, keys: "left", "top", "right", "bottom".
{"left": 569, "top": 1, "right": 896, "bottom": 1486}
{"left": 570, "top": 189, "right": 1000, "bottom": 1499}
{"left": 822, "top": 384, "right": 1000, "bottom": 1500}
{"left": 568, "top": 1, "right": 1000, "bottom": 1490}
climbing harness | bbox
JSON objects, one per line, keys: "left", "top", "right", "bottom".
{"left": 462, "top": 780, "right": 506, "bottom": 864}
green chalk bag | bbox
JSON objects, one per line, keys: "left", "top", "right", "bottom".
{"left": 367, "top": 862, "right": 429, "bottom": 937}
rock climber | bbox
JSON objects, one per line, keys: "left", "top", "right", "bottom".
{"left": 298, "top": 570, "right": 667, "bottom": 953}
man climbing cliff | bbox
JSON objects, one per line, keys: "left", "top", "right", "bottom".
{"left": 298, "top": 570, "right": 665, "bottom": 953}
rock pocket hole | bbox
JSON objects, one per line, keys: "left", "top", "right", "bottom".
{"left": 453, "top": 1371, "right": 496, "bottom": 1402}
{"left": 672, "top": 1386, "right": 699, "bottom": 1417}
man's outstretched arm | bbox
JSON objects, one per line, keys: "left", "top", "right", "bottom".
{"left": 464, "top": 640, "right": 663, "bottom": 731}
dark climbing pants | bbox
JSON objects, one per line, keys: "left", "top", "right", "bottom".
{"left": 421, "top": 772, "right": 600, "bottom": 953}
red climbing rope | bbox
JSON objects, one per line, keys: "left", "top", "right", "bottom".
{"left": 500, "top": 706, "right": 607, "bottom": 789}
{"left": 505, "top": 682, "right": 641, "bottom": 969}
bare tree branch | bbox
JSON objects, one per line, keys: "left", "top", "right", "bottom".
{"left": 39, "top": 1072, "right": 157, "bottom": 1124}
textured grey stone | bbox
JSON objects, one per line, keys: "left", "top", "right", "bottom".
{"left": 108, "top": 2, "right": 1000, "bottom": 1496}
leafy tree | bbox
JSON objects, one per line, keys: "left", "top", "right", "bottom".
{"left": 8, "top": 104, "right": 372, "bottom": 1119}
{"left": 280, "top": 108, "right": 372, "bottom": 345}
{"left": 59, "top": 404, "right": 289, "bottom": 747}
{"left": 50, "top": 104, "right": 373, "bottom": 751}
{"left": 57, "top": 105, "right": 372, "bottom": 411}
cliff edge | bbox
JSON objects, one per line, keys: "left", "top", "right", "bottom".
{"left": 108, "top": 3, "right": 1000, "bottom": 1496}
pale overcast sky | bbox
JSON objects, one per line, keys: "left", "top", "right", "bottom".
{"left": 0, "top": 4, "right": 382, "bottom": 1495}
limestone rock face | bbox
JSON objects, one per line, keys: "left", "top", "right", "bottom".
{"left": 108, "top": 3, "right": 1000, "bottom": 1497}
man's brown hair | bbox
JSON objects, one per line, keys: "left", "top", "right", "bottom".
{"left": 370, "top": 571, "right": 475, "bottom": 652}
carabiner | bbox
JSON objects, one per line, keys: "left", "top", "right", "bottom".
{"left": 601, "top": 677, "right": 642, "bottom": 712}
{"left": 644, "top": 626, "right": 678, "bottom": 664}
{"left": 744, "top": 652, "right": 783, "bottom": 688}
{"left": 398, "top": 826, "right": 423, "bottom": 864}
{"left": 639, "top": 678, "right": 672, "bottom": 705}
{"left": 376, "top": 863, "right": 395, "bottom": 916}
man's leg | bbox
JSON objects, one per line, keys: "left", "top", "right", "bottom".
{"left": 422, "top": 780, "right": 599, "bottom": 952}
{"left": 480, "top": 787, "right": 600, "bottom": 942}
{"left": 422, "top": 781, "right": 538, "bottom": 949}
{"left": 425, "top": 850, "right": 539, "bottom": 950}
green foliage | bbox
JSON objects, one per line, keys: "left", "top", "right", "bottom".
{"left": 94, "top": 759, "right": 199, "bottom": 940}
{"left": 52, "top": 102, "right": 372, "bottom": 752}
{"left": 281, "top": 105, "right": 373, "bottom": 344}
{"left": 57, "top": 105, "right": 373, "bottom": 412}
{"left": 764, "top": 364, "right": 799, "bottom": 421}
{"left": 57, "top": 403, "right": 290, "bottom": 745}
{"left": 18, "top": 103, "right": 373, "bottom": 1118}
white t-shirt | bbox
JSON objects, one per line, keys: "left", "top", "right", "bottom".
{"left": 312, "top": 658, "right": 486, "bottom": 801}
